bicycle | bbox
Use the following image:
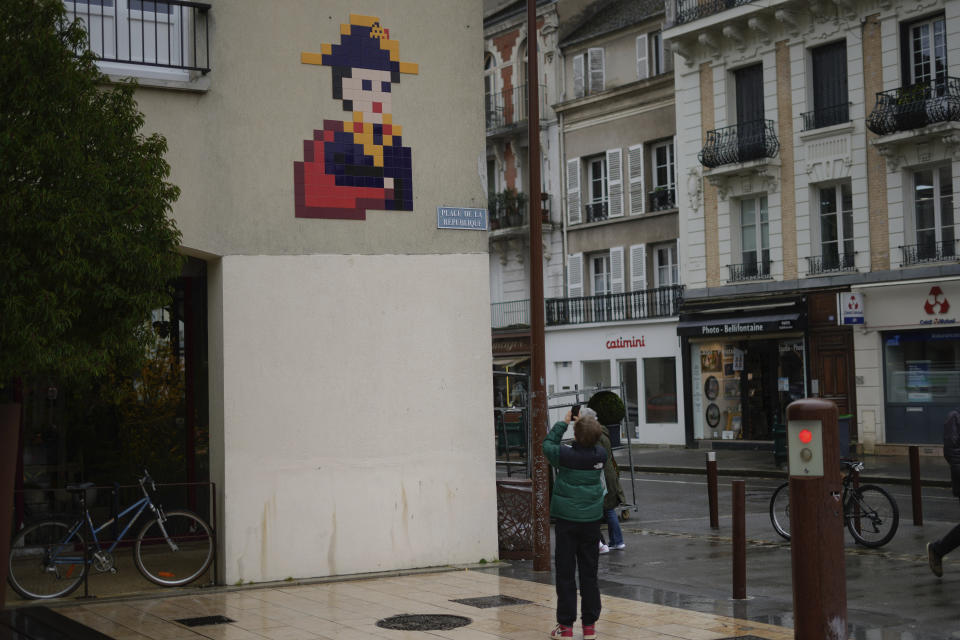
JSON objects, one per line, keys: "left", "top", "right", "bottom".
{"left": 7, "top": 469, "right": 214, "bottom": 599}
{"left": 769, "top": 459, "right": 899, "bottom": 548}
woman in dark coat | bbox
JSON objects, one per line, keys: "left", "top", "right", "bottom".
{"left": 928, "top": 410, "right": 960, "bottom": 576}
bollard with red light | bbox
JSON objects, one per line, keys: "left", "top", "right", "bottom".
{"left": 787, "top": 398, "right": 847, "bottom": 640}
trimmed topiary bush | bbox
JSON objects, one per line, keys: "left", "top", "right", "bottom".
{"left": 587, "top": 391, "right": 625, "bottom": 426}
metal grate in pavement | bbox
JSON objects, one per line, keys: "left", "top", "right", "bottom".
{"left": 450, "top": 595, "right": 533, "bottom": 608}
{"left": 175, "top": 615, "right": 236, "bottom": 627}
{"left": 376, "top": 614, "right": 472, "bottom": 630}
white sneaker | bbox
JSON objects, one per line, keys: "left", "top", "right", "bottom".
{"left": 612, "top": 543, "right": 626, "bottom": 550}
{"left": 598, "top": 542, "right": 610, "bottom": 554}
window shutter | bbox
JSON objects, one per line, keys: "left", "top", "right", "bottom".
{"left": 628, "top": 143, "right": 645, "bottom": 215}
{"left": 663, "top": 36, "right": 673, "bottom": 73}
{"left": 636, "top": 34, "right": 649, "bottom": 80}
{"left": 573, "top": 54, "right": 585, "bottom": 98}
{"left": 588, "top": 47, "right": 604, "bottom": 93}
{"left": 610, "top": 247, "right": 625, "bottom": 294}
{"left": 606, "top": 148, "right": 624, "bottom": 218}
{"left": 630, "top": 244, "right": 647, "bottom": 291}
{"left": 567, "top": 253, "right": 584, "bottom": 298}
{"left": 567, "top": 157, "right": 582, "bottom": 225}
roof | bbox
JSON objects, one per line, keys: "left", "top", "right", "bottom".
{"left": 559, "top": 0, "right": 664, "bottom": 48}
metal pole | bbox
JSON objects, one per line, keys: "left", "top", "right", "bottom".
{"left": 526, "top": 0, "right": 550, "bottom": 572}
{"left": 732, "top": 479, "right": 746, "bottom": 600}
{"left": 706, "top": 451, "right": 719, "bottom": 529}
{"left": 909, "top": 445, "right": 923, "bottom": 526}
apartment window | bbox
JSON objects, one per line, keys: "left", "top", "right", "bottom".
{"left": 64, "top": 0, "right": 210, "bottom": 75}
{"left": 585, "top": 155, "right": 608, "bottom": 222}
{"left": 653, "top": 243, "right": 679, "bottom": 288}
{"left": 653, "top": 141, "right": 675, "bottom": 190}
{"left": 592, "top": 253, "right": 611, "bottom": 296}
{"left": 817, "top": 182, "right": 854, "bottom": 271}
{"left": 913, "top": 166, "right": 955, "bottom": 260}
{"left": 806, "top": 41, "right": 848, "bottom": 130}
{"left": 637, "top": 32, "right": 670, "bottom": 81}
{"left": 573, "top": 48, "right": 604, "bottom": 98}
{"left": 484, "top": 54, "right": 496, "bottom": 127}
{"left": 905, "top": 15, "right": 947, "bottom": 85}
{"left": 739, "top": 196, "right": 770, "bottom": 275}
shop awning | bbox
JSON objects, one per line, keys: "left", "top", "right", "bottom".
{"left": 676, "top": 313, "right": 803, "bottom": 337}
{"left": 493, "top": 356, "right": 530, "bottom": 368}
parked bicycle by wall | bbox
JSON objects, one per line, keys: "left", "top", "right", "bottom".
{"left": 769, "top": 459, "right": 900, "bottom": 548}
{"left": 8, "top": 469, "right": 214, "bottom": 599}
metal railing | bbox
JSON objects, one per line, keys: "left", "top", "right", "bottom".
{"left": 900, "top": 240, "right": 959, "bottom": 266}
{"left": 698, "top": 119, "right": 779, "bottom": 168}
{"left": 727, "top": 259, "right": 771, "bottom": 281}
{"left": 649, "top": 187, "right": 677, "bottom": 212}
{"left": 585, "top": 201, "right": 609, "bottom": 222}
{"left": 491, "top": 300, "right": 530, "bottom": 329}
{"left": 806, "top": 252, "right": 856, "bottom": 275}
{"left": 866, "top": 77, "right": 960, "bottom": 136}
{"left": 674, "top": 0, "right": 756, "bottom": 24}
{"left": 545, "top": 285, "right": 684, "bottom": 326}
{"left": 801, "top": 103, "right": 851, "bottom": 131}
{"left": 66, "top": 0, "right": 211, "bottom": 74}
{"left": 489, "top": 199, "right": 528, "bottom": 230}
{"left": 486, "top": 84, "right": 548, "bottom": 131}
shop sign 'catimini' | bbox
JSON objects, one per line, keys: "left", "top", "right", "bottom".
{"left": 605, "top": 336, "right": 646, "bottom": 349}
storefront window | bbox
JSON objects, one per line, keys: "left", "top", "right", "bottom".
{"left": 884, "top": 330, "right": 960, "bottom": 403}
{"left": 582, "top": 360, "right": 611, "bottom": 391}
{"left": 643, "top": 357, "right": 677, "bottom": 423}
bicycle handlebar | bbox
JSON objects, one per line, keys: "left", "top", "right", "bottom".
{"left": 139, "top": 469, "right": 156, "bottom": 492}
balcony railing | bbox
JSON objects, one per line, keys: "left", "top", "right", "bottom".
{"left": 900, "top": 240, "right": 959, "bottom": 267}
{"left": 649, "top": 187, "right": 677, "bottom": 212}
{"left": 727, "top": 259, "right": 771, "bottom": 282}
{"left": 806, "top": 252, "right": 856, "bottom": 275}
{"left": 545, "top": 286, "right": 684, "bottom": 326}
{"left": 674, "top": 0, "right": 756, "bottom": 25}
{"left": 66, "top": 0, "right": 211, "bottom": 73}
{"left": 585, "top": 201, "right": 608, "bottom": 222}
{"left": 491, "top": 300, "right": 530, "bottom": 330}
{"left": 801, "top": 103, "right": 851, "bottom": 131}
{"left": 486, "top": 84, "right": 547, "bottom": 131}
{"left": 489, "top": 199, "right": 528, "bottom": 230}
{"left": 698, "top": 119, "right": 779, "bottom": 168}
{"left": 866, "top": 78, "right": 960, "bottom": 136}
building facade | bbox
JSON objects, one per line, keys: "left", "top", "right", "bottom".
{"left": 50, "top": 0, "right": 498, "bottom": 585}
{"left": 666, "top": 0, "right": 960, "bottom": 449}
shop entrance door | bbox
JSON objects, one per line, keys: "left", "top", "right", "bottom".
{"left": 809, "top": 330, "right": 855, "bottom": 422}
{"left": 742, "top": 341, "right": 777, "bottom": 440}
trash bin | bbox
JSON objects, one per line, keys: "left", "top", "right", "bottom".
{"left": 772, "top": 422, "right": 787, "bottom": 468}
{"left": 838, "top": 414, "right": 852, "bottom": 459}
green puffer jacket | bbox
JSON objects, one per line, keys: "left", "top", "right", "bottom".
{"left": 542, "top": 421, "right": 606, "bottom": 522}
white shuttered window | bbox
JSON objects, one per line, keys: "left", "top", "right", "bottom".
{"left": 606, "top": 148, "right": 623, "bottom": 218}
{"left": 567, "top": 157, "right": 582, "bottom": 225}
{"left": 588, "top": 48, "right": 604, "bottom": 93}
{"left": 629, "top": 243, "right": 647, "bottom": 318}
{"left": 567, "top": 253, "right": 584, "bottom": 298}
{"left": 573, "top": 55, "right": 585, "bottom": 98}
{"left": 628, "top": 144, "right": 645, "bottom": 215}
{"left": 610, "top": 247, "right": 625, "bottom": 294}
{"left": 636, "top": 34, "right": 648, "bottom": 80}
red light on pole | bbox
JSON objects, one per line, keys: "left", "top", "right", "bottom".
{"left": 799, "top": 428, "right": 813, "bottom": 444}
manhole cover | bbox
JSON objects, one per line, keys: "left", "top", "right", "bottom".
{"left": 718, "top": 636, "right": 769, "bottom": 640}
{"left": 175, "top": 615, "right": 236, "bottom": 627}
{"left": 376, "top": 614, "right": 472, "bottom": 631}
{"left": 451, "top": 595, "right": 533, "bottom": 608}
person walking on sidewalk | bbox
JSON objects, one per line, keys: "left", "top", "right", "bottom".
{"left": 928, "top": 409, "right": 960, "bottom": 577}
{"left": 543, "top": 410, "right": 607, "bottom": 640}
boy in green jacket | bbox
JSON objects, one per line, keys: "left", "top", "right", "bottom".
{"left": 542, "top": 410, "right": 607, "bottom": 640}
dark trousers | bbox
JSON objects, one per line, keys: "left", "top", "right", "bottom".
{"left": 554, "top": 518, "right": 601, "bottom": 626}
{"left": 933, "top": 498, "right": 960, "bottom": 557}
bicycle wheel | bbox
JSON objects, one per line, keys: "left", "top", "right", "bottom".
{"left": 846, "top": 484, "right": 899, "bottom": 548}
{"left": 769, "top": 482, "right": 791, "bottom": 540}
{"left": 7, "top": 520, "right": 86, "bottom": 599}
{"left": 134, "top": 510, "right": 213, "bottom": 587}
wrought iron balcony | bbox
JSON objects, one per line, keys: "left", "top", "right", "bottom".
{"left": 491, "top": 300, "right": 530, "bottom": 330}
{"left": 649, "top": 187, "right": 677, "bottom": 212}
{"left": 66, "top": 0, "right": 211, "bottom": 73}
{"left": 806, "top": 252, "right": 856, "bottom": 275}
{"left": 486, "top": 84, "right": 548, "bottom": 132}
{"left": 866, "top": 78, "right": 960, "bottom": 136}
{"left": 900, "top": 240, "right": 960, "bottom": 267}
{"left": 698, "top": 119, "right": 779, "bottom": 169}
{"left": 801, "top": 103, "right": 851, "bottom": 131}
{"left": 489, "top": 197, "right": 528, "bottom": 230}
{"left": 545, "top": 285, "right": 684, "bottom": 326}
{"left": 674, "top": 0, "right": 756, "bottom": 25}
{"left": 584, "top": 201, "right": 609, "bottom": 223}
{"left": 727, "top": 259, "right": 771, "bottom": 282}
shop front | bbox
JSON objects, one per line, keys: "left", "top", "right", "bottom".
{"left": 855, "top": 279, "right": 960, "bottom": 446}
{"left": 545, "top": 320, "right": 684, "bottom": 445}
{"left": 678, "top": 301, "right": 807, "bottom": 445}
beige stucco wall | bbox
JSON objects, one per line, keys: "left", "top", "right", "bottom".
{"left": 134, "top": 0, "right": 487, "bottom": 257}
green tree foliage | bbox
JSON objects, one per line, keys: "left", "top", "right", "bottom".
{"left": 0, "top": 0, "right": 184, "bottom": 384}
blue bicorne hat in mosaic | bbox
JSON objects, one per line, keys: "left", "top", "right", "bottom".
{"left": 301, "top": 14, "right": 418, "bottom": 77}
